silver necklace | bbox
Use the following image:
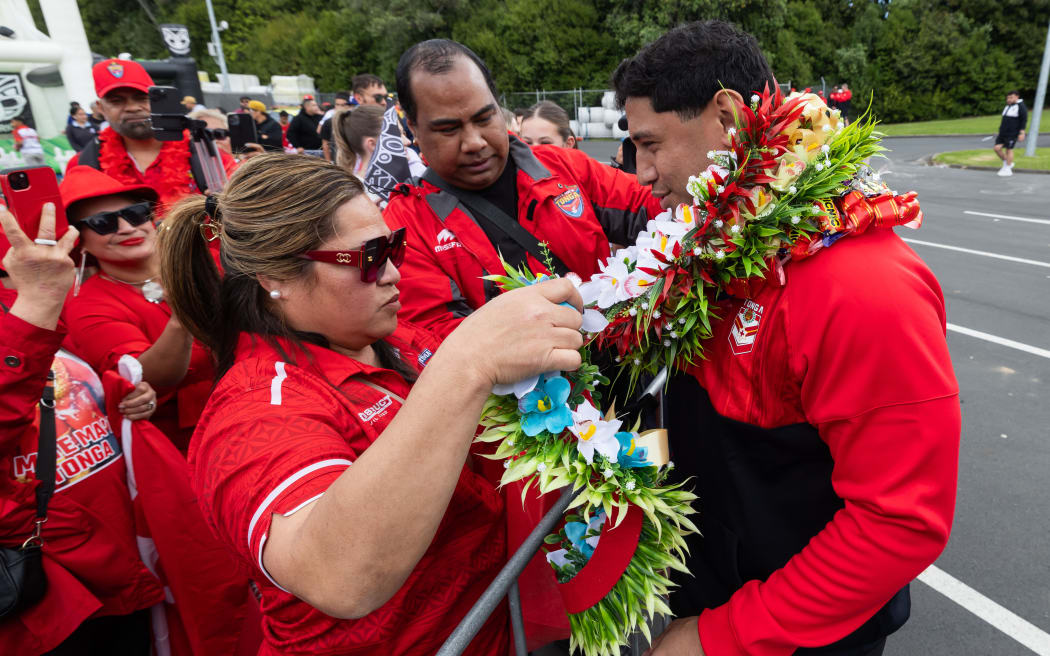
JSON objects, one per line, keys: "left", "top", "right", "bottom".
{"left": 100, "top": 273, "right": 165, "bottom": 304}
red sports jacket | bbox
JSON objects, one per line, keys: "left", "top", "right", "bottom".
{"left": 384, "top": 138, "right": 662, "bottom": 339}
{"left": 664, "top": 228, "right": 960, "bottom": 655}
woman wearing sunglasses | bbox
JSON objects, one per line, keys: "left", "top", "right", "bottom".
{"left": 160, "top": 154, "right": 584, "bottom": 655}
{"left": 60, "top": 166, "right": 215, "bottom": 452}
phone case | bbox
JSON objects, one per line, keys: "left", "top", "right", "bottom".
{"left": 0, "top": 166, "right": 69, "bottom": 259}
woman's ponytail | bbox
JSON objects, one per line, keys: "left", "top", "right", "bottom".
{"left": 159, "top": 195, "right": 222, "bottom": 353}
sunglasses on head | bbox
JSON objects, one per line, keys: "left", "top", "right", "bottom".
{"left": 73, "top": 201, "right": 153, "bottom": 235}
{"left": 299, "top": 228, "right": 406, "bottom": 282}
{"left": 205, "top": 128, "right": 230, "bottom": 140}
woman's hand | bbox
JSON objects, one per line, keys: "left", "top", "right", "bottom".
{"left": 118, "top": 381, "right": 157, "bottom": 421}
{"left": 443, "top": 278, "right": 585, "bottom": 389}
{"left": 0, "top": 203, "right": 79, "bottom": 331}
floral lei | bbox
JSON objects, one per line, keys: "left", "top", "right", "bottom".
{"left": 477, "top": 88, "right": 923, "bottom": 656}
{"left": 97, "top": 127, "right": 198, "bottom": 212}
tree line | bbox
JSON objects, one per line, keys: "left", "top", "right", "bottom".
{"left": 30, "top": 0, "right": 1050, "bottom": 123}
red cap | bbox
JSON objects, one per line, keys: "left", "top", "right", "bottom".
{"left": 303, "top": 94, "right": 314, "bottom": 100}
{"left": 60, "top": 166, "right": 158, "bottom": 216}
{"left": 93, "top": 58, "right": 155, "bottom": 97}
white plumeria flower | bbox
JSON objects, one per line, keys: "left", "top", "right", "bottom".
{"left": 580, "top": 309, "right": 609, "bottom": 333}
{"left": 492, "top": 374, "right": 540, "bottom": 398}
{"left": 580, "top": 258, "right": 632, "bottom": 309}
{"left": 624, "top": 271, "right": 657, "bottom": 297}
{"left": 568, "top": 400, "right": 623, "bottom": 464}
{"left": 546, "top": 549, "right": 571, "bottom": 567}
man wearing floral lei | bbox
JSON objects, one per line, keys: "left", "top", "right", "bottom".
{"left": 66, "top": 59, "right": 237, "bottom": 215}
{"left": 606, "top": 21, "right": 960, "bottom": 656}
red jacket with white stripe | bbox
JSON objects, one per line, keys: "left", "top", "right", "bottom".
{"left": 383, "top": 138, "right": 662, "bottom": 339}
{"left": 188, "top": 325, "right": 509, "bottom": 655}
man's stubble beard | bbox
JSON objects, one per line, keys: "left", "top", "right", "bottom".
{"left": 112, "top": 118, "right": 155, "bottom": 141}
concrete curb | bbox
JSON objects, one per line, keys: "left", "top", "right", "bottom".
{"left": 926, "top": 152, "right": 1050, "bottom": 175}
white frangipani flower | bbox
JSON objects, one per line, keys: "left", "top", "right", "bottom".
{"left": 568, "top": 400, "right": 622, "bottom": 464}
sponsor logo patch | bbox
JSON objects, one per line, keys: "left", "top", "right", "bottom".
{"left": 553, "top": 187, "right": 584, "bottom": 218}
{"left": 358, "top": 395, "right": 393, "bottom": 423}
{"left": 729, "top": 299, "right": 764, "bottom": 355}
{"left": 107, "top": 62, "right": 125, "bottom": 79}
{"left": 418, "top": 348, "right": 433, "bottom": 367}
{"left": 434, "top": 228, "right": 463, "bottom": 253}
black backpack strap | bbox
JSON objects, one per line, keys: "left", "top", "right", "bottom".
{"left": 76, "top": 137, "right": 102, "bottom": 169}
{"left": 421, "top": 169, "right": 571, "bottom": 276}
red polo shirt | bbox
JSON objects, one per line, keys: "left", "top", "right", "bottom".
{"left": 63, "top": 274, "right": 215, "bottom": 452}
{"left": 189, "top": 325, "right": 509, "bottom": 655}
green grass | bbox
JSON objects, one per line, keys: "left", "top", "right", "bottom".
{"left": 932, "top": 147, "right": 1050, "bottom": 171}
{"left": 879, "top": 109, "right": 1050, "bottom": 136}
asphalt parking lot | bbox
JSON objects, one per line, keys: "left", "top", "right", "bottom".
{"left": 576, "top": 135, "right": 1050, "bottom": 656}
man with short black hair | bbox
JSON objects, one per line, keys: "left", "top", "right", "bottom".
{"left": 994, "top": 90, "right": 1028, "bottom": 176}
{"left": 385, "top": 38, "right": 661, "bottom": 339}
{"left": 613, "top": 20, "right": 959, "bottom": 656}
{"left": 236, "top": 96, "right": 252, "bottom": 113}
{"left": 352, "top": 73, "right": 388, "bottom": 106}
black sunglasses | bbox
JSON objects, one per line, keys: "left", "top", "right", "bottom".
{"left": 299, "top": 228, "right": 407, "bottom": 282}
{"left": 74, "top": 202, "right": 153, "bottom": 235}
{"left": 205, "top": 128, "right": 230, "bottom": 140}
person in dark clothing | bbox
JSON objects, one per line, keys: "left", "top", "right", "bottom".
{"left": 994, "top": 90, "right": 1028, "bottom": 176}
{"left": 287, "top": 99, "right": 323, "bottom": 152}
{"left": 88, "top": 101, "right": 107, "bottom": 131}
{"left": 249, "top": 100, "right": 283, "bottom": 152}
{"left": 66, "top": 105, "right": 97, "bottom": 152}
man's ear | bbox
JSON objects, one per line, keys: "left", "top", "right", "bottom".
{"left": 713, "top": 89, "right": 745, "bottom": 134}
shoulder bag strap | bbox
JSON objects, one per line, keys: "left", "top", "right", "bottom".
{"left": 34, "top": 371, "right": 57, "bottom": 530}
{"left": 421, "top": 169, "right": 571, "bottom": 276}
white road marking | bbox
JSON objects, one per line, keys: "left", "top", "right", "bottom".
{"left": 902, "top": 238, "right": 1050, "bottom": 268}
{"left": 947, "top": 323, "right": 1050, "bottom": 359}
{"left": 918, "top": 565, "right": 1050, "bottom": 655}
{"left": 982, "top": 135, "right": 994, "bottom": 141}
{"left": 963, "top": 210, "right": 1050, "bottom": 226}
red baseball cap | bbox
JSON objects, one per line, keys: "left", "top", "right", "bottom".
{"left": 60, "top": 166, "right": 158, "bottom": 219}
{"left": 93, "top": 58, "right": 155, "bottom": 98}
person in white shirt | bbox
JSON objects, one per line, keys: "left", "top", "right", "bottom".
{"left": 11, "top": 116, "right": 46, "bottom": 167}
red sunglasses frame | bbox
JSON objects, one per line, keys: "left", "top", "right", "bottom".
{"left": 299, "top": 227, "right": 407, "bottom": 282}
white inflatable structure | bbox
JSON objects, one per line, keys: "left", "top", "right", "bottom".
{"left": 575, "top": 91, "right": 628, "bottom": 140}
{"left": 0, "top": 0, "right": 95, "bottom": 140}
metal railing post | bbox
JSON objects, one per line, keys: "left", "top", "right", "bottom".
{"left": 436, "top": 485, "right": 580, "bottom": 656}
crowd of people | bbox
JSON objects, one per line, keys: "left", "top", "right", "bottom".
{"left": 1, "top": 19, "right": 960, "bottom": 656}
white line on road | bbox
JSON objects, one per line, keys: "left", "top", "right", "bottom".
{"left": 918, "top": 565, "right": 1050, "bottom": 655}
{"left": 947, "top": 324, "right": 1050, "bottom": 359}
{"left": 902, "top": 238, "right": 1050, "bottom": 268}
{"left": 981, "top": 135, "right": 994, "bottom": 141}
{"left": 963, "top": 210, "right": 1050, "bottom": 226}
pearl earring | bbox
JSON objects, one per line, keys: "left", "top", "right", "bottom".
{"left": 269, "top": 290, "right": 281, "bottom": 299}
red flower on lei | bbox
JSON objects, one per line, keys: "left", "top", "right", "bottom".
{"left": 96, "top": 127, "right": 198, "bottom": 213}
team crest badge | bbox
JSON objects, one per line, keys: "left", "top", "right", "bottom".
{"left": 554, "top": 187, "right": 584, "bottom": 218}
{"left": 729, "top": 300, "right": 763, "bottom": 355}
{"left": 107, "top": 62, "right": 125, "bottom": 79}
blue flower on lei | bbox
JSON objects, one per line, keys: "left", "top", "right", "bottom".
{"left": 615, "top": 431, "right": 652, "bottom": 468}
{"left": 563, "top": 511, "right": 605, "bottom": 559}
{"left": 519, "top": 375, "right": 573, "bottom": 436}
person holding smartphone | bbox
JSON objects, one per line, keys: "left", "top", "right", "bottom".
{"left": 0, "top": 200, "right": 166, "bottom": 654}
{"left": 59, "top": 166, "right": 214, "bottom": 452}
